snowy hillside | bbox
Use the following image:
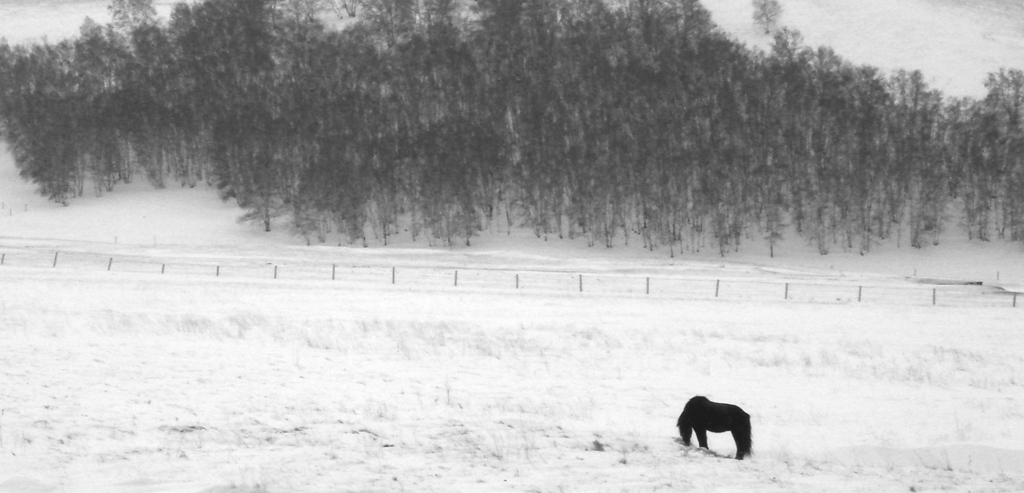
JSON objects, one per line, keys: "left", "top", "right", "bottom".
{"left": 3, "top": 0, "right": 1024, "bottom": 98}
{"left": 2, "top": 1, "right": 1024, "bottom": 492}
{"left": 3, "top": 142, "right": 1024, "bottom": 493}
{"left": 703, "top": 0, "right": 1024, "bottom": 97}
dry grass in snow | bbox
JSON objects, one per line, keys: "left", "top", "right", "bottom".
{"left": 1, "top": 263, "right": 1022, "bottom": 492}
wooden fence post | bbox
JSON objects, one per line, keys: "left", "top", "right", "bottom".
{"left": 107, "top": 258, "right": 113, "bottom": 271}
{"left": 53, "top": 252, "right": 59, "bottom": 268}
{"left": 332, "top": 264, "right": 336, "bottom": 281}
{"left": 715, "top": 280, "right": 720, "bottom": 298}
{"left": 858, "top": 286, "right": 862, "bottom": 302}
{"left": 646, "top": 277, "right": 650, "bottom": 295}
{"left": 392, "top": 267, "right": 396, "bottom": 284}
{"left": 785, "top": 283, "right": 789, "bottom": 300}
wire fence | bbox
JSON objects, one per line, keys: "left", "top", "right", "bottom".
{"left": 0, "top": 249, "right": 1019, "bottom": 308}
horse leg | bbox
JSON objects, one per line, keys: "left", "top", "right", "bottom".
{"left": 695, "top": 428, "right": 709, "bottom": 449}
{"left": 681, "top": 425, "right": 693, "bottom": 446}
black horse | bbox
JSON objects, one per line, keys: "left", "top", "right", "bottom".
{"left": 677, "top": 396, "right": 752, "bottom": 460}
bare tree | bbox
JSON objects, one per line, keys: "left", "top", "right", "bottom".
{"left": 360, "top": 0, "right": 418, "bottom": 47}
{"left": 322, "top": 0, "right": 359, "bottom": 18}
{"left": 274, "top": 0, "right": 327, "bottom": 23}
{"left": 108, "top": 0, "right": 156, "bottom": 37}
{"left": 752, "top": 0, "right": 782, "bottom": 35}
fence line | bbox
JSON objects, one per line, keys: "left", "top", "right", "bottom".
{"left": 0, "top": 249, "right": 1018, "bottom": 308}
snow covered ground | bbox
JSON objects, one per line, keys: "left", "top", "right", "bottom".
{"left": 1, "top": 259, "right": 1023, "bottom": 492}
{"left": 2, "top": 1, "right": 1024, "bottom": 491}
{"left": 0, "top": 0, "right": 179, "bottom": 45}
{"left": 703, "top": 0, "right": 1024, "bottom": 98}
{"left": 1, "top": 150, "right": 1024, "bottom": 492}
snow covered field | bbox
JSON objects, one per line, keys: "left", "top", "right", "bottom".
{"left": 2, "top": 1, "right": 1024, "bottom": 491}
{"left": 2, "top": 147, "right": 1024, "bottom": 493}
{"left": 1, "top": 255, "right": 1023, "bottom": 492}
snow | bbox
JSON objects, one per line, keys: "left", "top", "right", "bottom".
{"left": 2, "top": 259, "right": 1023, "bottom": 492}
{"left": 0, "top": 1, "right": 179, "bottom": 44}
{"left": 701, "top": 0, "right": 1024, "bottom": 98}
{"left": 2, "top": 149, "right": 1024, "bottom": 493}
{"left": 3, "top": 0, "right": 1024, "bottom": 98}
{"left": 3, "top": 0, "right": 1023, "bottom": 98}
{"left": 2, "top": 2, "right": 1024, "bottom": 491}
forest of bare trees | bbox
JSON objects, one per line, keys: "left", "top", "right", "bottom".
{"left": 1, "top": 0, "right": 1023, "bottom": 255}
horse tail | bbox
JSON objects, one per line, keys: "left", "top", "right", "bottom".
{"left": 733, "top": 414, "right": 753, "bottom": 459}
